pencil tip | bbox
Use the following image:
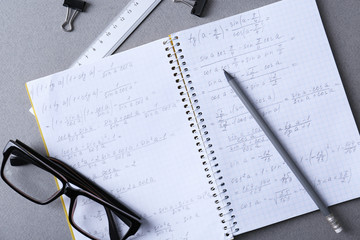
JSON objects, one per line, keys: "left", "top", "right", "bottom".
{"left": 223, "top": 69, "right": 232, "bottom": 80}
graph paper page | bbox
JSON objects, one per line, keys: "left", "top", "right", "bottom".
{"left": 173, "top": 0, "right": 360, "bottom": 234}
{"left": 26, "top": 39, "right": 225, "bottom": 240}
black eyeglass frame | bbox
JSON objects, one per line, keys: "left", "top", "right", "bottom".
{"left": 1, "top": 140, "right": 141, "bottom": 240}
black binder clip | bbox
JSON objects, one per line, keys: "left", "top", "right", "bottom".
{"left": 62, "top": 0, "right": 87, "bottom": 32}
{"left": 173, "top": 0, "right": 208, "bottom": 17}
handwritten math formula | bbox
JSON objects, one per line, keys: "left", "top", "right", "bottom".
{"left": 175, "top": 2, "right": 360, "bottom": 233}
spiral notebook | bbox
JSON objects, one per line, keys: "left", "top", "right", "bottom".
{"left": 26, "top": 0, "right": 360, "bottom": 239}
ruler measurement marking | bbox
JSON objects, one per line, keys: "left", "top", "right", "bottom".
{"left": 72, "top": 0, "right": 162, "bottom": 68}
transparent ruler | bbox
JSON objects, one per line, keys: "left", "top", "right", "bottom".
{"left": 71, "top": 0, "right": 162, "bottom": 68}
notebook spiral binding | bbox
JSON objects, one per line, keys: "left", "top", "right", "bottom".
{"left": 163, "top": 36, "right": 239, "bottom": 238}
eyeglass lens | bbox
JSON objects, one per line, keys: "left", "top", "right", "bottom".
{"left": 3, "top": 150, "right": 63, "bottom": 203}
{"left": 72, "top": 195, "right": 131, "bottom": 240}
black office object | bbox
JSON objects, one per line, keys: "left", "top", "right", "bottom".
{"left": 191, "top": 0, "right": 207, "bottom": 17}
{"left": 174, "top": 0, "right": 208, "bottom": 17}
{"left": 1, "top": 140, "right": 141, "bottom": 240}
{"left": 63, "top": 0, "right": 86, "bottom": 11}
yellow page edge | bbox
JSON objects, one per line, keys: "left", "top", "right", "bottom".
{"left": 25, "top": 83, "right": 76, "bottom": 240}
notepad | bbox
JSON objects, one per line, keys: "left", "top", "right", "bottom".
{"left": 26, "top": 0, "right": 360, "bottom": 239}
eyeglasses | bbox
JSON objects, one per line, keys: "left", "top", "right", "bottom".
{"left": 1, "top": 140, "right": 141, "bottom": 240}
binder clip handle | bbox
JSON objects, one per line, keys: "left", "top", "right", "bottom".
{"left": 62, "top": 0, "right": 86, "bottom": 32}
{"left": 173, "top": 0, "right": 208, "bottom": 17}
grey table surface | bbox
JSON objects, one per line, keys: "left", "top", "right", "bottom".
{"left": 0, "top": 0, "right": 359, "bottom": 239}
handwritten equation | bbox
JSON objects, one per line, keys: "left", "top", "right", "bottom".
{"left": 174, "top": 0, "right": 360, "bottom": 233}
{"left": 28, "top": 38, "right": 227, "bottom": 239}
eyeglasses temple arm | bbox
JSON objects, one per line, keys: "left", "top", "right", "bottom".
{"left": 9, "top": 153, "right": 53, "bottom": 174}
{"left": 9, "top": 150, "right": 32, "bottom": 166}
{"left": 105, "top": 207, "right": 121, "bottom": 240}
